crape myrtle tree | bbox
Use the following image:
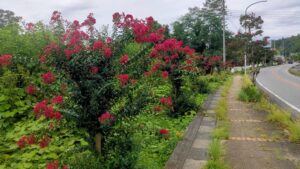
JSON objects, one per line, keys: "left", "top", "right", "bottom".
{"left": 113, "top": 13, "right": 199, "bottom": 118}
{"left": 42, "top": 11, "right": 165, "bottom": 144}
{"left": 42, "top": 11, "right": 198, "bottom": 155}
{"left": 239, "top": 12, "right": 264, "bottom": 65}
{"left": 251, "top": 37, "right": 274, "bottom": 65}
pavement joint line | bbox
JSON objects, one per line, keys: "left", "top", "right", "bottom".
{"left": 229, "top": 108, "right": 251, "bottom": 111}
{"left": 230, "top": 119, "right": 263, "bottom": 123}
{"left": 229, "top": 137, "right": 285, "bottom": 143}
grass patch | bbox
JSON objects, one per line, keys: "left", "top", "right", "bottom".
{"left": 204, "top": 77, "right": 232, "bottom": 169}
{"left": 289, "top": 67, "right": 300, "bottom": 77}
{"left": 238, "top": 75, "right": 262, "bottom": 102}
{"left": 205, "top": 140, "right": 229, "bottom": 169}
{"left": 212, "top": 121, "right": 230, "bottom": 140}
{"left": 215, "top": 99, "right": 227, "bottom": 121}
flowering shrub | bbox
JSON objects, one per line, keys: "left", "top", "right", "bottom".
{"left": 0, "top": 65, "right": 89, "bottom": 168}
{"left": 196, "top": 55, "right": 223, "bottom": 74}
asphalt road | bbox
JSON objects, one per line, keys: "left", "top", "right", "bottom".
{"left": 256, "top": 63, "right": 300, "bottom": 113}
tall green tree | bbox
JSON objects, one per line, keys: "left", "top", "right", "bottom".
{"left": 0, "top": 9, "right": 21, "bottom": 27}
{"left": 172, "top": 0, "right": 227, "bottom": 56}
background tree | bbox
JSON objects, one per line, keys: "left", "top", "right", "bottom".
{"left": 172, "top": 0, "right": 228, "bottom": 56}
{"left": 274, "top": 35, "right": 300, "bottom": 59}
{"left": 239, "top": 12, "right": 264, "bottom": 65}
{"left": 0, "top": 9, "right": 21, "bottom": 27}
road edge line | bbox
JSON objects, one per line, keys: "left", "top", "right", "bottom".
{"left": 256, "top": 78, "right": 300, "bottom": 114}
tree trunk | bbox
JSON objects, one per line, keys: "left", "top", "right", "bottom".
{"left": 95, "top": 133, "right": 102, "bottom": 154}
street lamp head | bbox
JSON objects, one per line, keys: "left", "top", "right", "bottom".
{"left": 245, "top": 0, "right": 268, "bottom": 15}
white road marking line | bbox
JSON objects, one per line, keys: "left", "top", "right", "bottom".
{"left": 256, "top": 78, "right": 300, "bottom": 113}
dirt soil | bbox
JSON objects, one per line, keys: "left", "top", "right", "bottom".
{"left": 224, "top": 75, "right": 300, "bottom": 169}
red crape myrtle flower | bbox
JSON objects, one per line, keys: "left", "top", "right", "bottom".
{"left": 39, "top": 55, "right": 47, "bottom": 64}
{"left": 160, "top": 96, "right": 172, "bottom": 107}
{"left": 17, "top": 136, "right": 27, "bottom": 148}
{"left": 118, "top": 74, "right": 129, "bottom": 86}
{"left": 41, "top": 71, "right": 56, "bottom": 84}
{"left": 54, "top": 112, "right": 62, "bottom": 120}
{"left": 104, "top": 48, "right": 112, "bottom": 58}
{"left": 98, "top": 112, "right": 114, "bottom": 124}
{"left": 119, "top": 54, "right": 129, "bottom": 65}
{"left": 33, "top": 100, "right": 48, "bottom": 117}
{"left": 106, "top": 37, "right": 112, "bottom": 44}
{"left": 90, "top": 66, "right": 99, "bottom": 74}
{"left": 0, "top": 54, "right": 12, "bottom": 66}
{"left": 27, "top": 134, "right": 36, "bottom": 145}
{"left": 44, "top": 106, "right": 55, "bottom": 119}
{"left": 51, "top": 96, "right": 64, "bottom": 105}
{"left": 159, "top": 128, "right": 169, "bottom": 139}
{"left": 159, "top": 128, "right": 169, "bottom": 135}
{"left": 143, "top": 71, "right": 152, "bottom": 77}
{"left": 92, "top": 40, "right": 103, "bottom": 50}
{"left": 26, "top": 84, "right": 37, "bottom": 95}
{"left": 46, "top": 160, "right": 59, "bottom": 169}
{"left": 161, "top": 71, "right": 169, "bottom": 79}
{"left": 39, "top": 136, "right": 51, "bottom": 148}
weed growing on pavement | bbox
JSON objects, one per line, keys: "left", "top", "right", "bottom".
{"left": 204, "top": 77, "right": 232, "bottom": 169}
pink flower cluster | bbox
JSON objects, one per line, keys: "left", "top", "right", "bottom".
{"left": 0, "top": 54, "right": 12, "bottom": 66}
{"left": 46, "top": 160, "right": 69, "bottom": 169}
{"left": 41, "top": 71, "right": 56, "bottom": 84}
{"left": 159, "top": 128, "right": 169, "bottom": 139}
{"left": 33, "top": 99, "right": 63, "bottom": 120}
{"left": 17, "top": 134, "right": 36, "bottom": 148}
{"left": 160, "top": 96, "right": 173, "bottom": 107}
{"left": 98, "top": 112, "right": 114, "bottom": 125}
{"left": 120, "top": 54, "right": 129, "bottom": 65}
{"left": 118, "top": 74, "right": 129, "bottom": 86}
{"left": 112, "top": 12, "right": 165, "bottom": 43}
{"left": 26, "top": 84, "right": 37, "bottom": 95}
{"left": 17, "top": 134, "right": 52, "bottom": 149}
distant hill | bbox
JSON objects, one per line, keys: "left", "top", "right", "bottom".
{"left": 274, "top": 34, "right": 300, "bottom": 58}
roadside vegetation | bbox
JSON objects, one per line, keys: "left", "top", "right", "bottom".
{"left": 288, "top": 65, "right": 300, "bottom": 77}
{"left": 239, "top": 75, "right": 300, "bottom": 143}
{"left": 0, "top": 7, "right": 230, "bottom": 169}
{"left": 204, "top": 77, "right": 232, "bottom": 169}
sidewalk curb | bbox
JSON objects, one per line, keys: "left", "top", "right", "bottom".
{"left": 164, "top": 89, "right": 222, "bottom": 169}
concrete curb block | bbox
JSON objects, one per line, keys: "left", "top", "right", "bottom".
{"left": 164, "top": 89, "right": 222, "bottom": 169}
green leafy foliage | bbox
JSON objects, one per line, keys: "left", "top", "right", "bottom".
{"left": 0, "top": 66, "right": 90, "bottom": 168}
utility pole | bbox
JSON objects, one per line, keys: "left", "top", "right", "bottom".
{"left": 222, "top": 0, "right": 226, "bottom": 65}
{"left": 283, "top": 37, "right": 285, "bottom": 57}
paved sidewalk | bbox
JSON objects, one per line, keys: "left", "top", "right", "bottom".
{"left": 225, "top": 75, "right": 300, "bottom": 169}
{"left": 165, "top": 89, "right": 221, "bottom": 169}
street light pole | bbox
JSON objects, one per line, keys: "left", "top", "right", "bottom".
{"left": 222, "top": 0, "right": 226, "bottom": 65}
{"left": 244, "top": 0, "right": 267, "bottom": 75}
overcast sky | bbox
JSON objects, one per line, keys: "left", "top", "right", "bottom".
{"left": 1, "top": 0, "right": 300, "bottom": 40}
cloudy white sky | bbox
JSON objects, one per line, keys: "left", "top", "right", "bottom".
{"left": 1, "top": 0, "right": 300, "bottom": 40}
